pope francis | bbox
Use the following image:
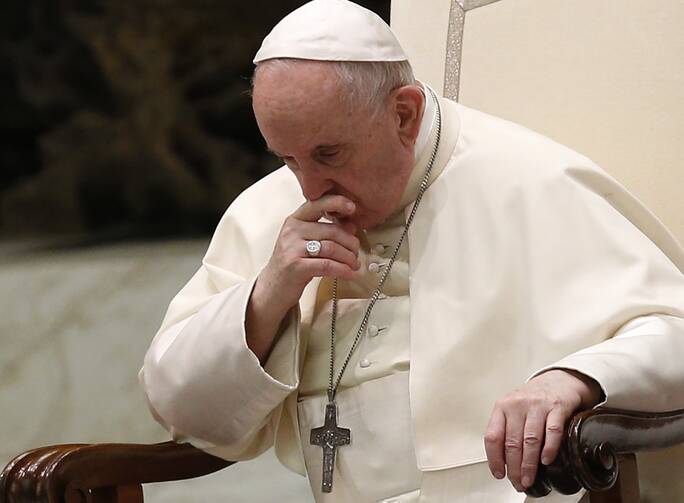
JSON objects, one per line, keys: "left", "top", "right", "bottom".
{"left": 139, "top": 1, "right": 684, "bottom": 501}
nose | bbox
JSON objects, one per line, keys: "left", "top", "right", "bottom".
{"left": 297, "top": 166, "right": 334, "bottom": 202}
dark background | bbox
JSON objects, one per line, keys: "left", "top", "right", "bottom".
{"left": 0, "top": 0, "right": 390, "bottom": 240}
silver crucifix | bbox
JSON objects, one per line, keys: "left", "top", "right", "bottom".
{"left": 310, "top": 402, "right": 351, "bottom": 493}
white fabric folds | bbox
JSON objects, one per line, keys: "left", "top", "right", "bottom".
{"left": 140, "top": 96, "right": 684, "bottom": 499}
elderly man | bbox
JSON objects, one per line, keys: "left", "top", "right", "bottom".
{"left": 140, "top": 0, "right": 684, "bottom": 501}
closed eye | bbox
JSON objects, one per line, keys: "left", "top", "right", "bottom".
{"left": 317, "top": 150, "right": 341, "bottom": 164}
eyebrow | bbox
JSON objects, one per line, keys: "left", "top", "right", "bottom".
{"left": 266, "top": 144, "right": 344, "bottom": 158}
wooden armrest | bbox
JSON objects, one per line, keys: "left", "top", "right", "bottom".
{"left": 526, "top": 407, "right": 684, "bottom": 498}
{"left": 6, "top": 408, "right": 684, "bottom": 501}
{"left": 0, "top": 441, "right": 232, "bottom": 503}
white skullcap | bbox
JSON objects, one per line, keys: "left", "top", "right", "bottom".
{"left": 253, "top": 0, "right": 408, "bottom": 64}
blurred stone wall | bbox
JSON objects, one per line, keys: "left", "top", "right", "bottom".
{"left": 0, "top": 0, "right": 390, "bottom": 238}
{"left": 0, "top": 239, "right": 315, "bottom": 502}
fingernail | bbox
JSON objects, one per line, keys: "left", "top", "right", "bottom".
{"left": 346, "top": 202, "right": 355, "bottom": 211}
{"left": 541, "top": 455, "right": 550, "bottom": 465}
{"left": 494, "top": 471, "right": 504, "bottom": 479}
{"left": 522, "top": 476, "right": 531, "bottom": 488}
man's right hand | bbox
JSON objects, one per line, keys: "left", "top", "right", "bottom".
{"left": 246, "top": 195, "right": 360, "bottom": 363}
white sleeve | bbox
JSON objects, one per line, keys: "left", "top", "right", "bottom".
{"left": 140, "top": 275, "right": 301, "bottom": 457}
{"left": 529, "top": 314, "right": 684, "bottom": 412}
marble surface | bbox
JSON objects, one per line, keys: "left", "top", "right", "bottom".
{"left": 0, "top": 239, "right": 313, "bottom": 502}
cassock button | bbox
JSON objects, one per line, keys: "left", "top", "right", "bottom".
{"left": 368, "top": 262, "right": 380, "bottom": 273}
{"left": 359, "top": 359, "right": 372, "bottom": 368}
{"left": 368, "top": 325, "right": 380, "bottom": 337}
{"left": 373, "top": 243, "right": 386, "bottom": 255}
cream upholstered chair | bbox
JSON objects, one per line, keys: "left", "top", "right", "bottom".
{"left": 391, "top": 0, "right": 683, "bottom": 247}
{"left": 2, "top": 2, "right": 684, "bottom": 502}
{"left": 392, "top": 1, "right": 684, "bottom": 500}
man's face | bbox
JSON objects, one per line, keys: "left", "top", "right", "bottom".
{"left": 252, "top": 62, "right": 416, "bottom": 230}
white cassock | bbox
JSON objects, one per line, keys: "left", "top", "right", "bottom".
{"left": 140, "top": 86, "right": 684, "bottom": 502}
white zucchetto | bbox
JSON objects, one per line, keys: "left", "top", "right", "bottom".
{"left": 253, "top": 0, "right": 408, "bottom": 64}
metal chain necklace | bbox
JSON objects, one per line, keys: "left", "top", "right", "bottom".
{"left": 310, "top": 87, "right": 443, "bottom": 493}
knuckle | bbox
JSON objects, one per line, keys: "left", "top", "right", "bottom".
{"left": 546, "top": 423, "right": 563, "bottom": 434}
{"left": 494, "top": 397, "right": 510, "bottom": 409}
{"left": 504, "top": 438, "right": 522, "bottom": 451}
{"left": 291, "top": 260, "right": 307, "bottom": 276}
{"left": 523, "top": 433, "right": 540, "bottom": 446}
{"left": 281, "top": 253, "right": 297, "bottom": 267}
{"left": 530, "top": 396, "right": 546, "bottom": 408}
{"left": 484, "top": 431, "right": 502, "bottom": 445}
{"left": 506, "top": 394, "right": 526, "bottom": 407}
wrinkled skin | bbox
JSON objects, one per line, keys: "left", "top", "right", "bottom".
{"left": 485, "top": 369, "right": 602, "bottom": 491}
{"left": 252, "top": 60, "right": 422, "bottom": 231}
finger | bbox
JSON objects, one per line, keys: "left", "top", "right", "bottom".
{"left": 541, "top": 407, "right": 566, "bottom": 465}
{"left": 484, "top": 408, "right": 506, "bottom": 480}
{"left": 301, "top": 222, "right": 360, "bottom": 256}
{"left": 521, "top": 409, "right": 546, "bottom": 488}
{"left": 504, "top": 411, "right": 526, "bottom": 492}
{"left": 325, "top": 211, "right": 357, "bottom": 235}
{"left": 299, "top": 258, "right": 356, "bottom": 280}
{"left": 338, "top": 220, "right": 357, "bottom": 235}
{"left": 309, "top": 240, "right": 360, "bottom": 271}
{"left": 294, "top": 195, "right": 356, "bottom": 222}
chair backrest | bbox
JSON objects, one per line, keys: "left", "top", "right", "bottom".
{"left": 391, "top": 0, "right": 684, "bottom": 245}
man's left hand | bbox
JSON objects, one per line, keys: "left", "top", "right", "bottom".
{"left": 484, "top": 369, "right": 603, "bottom": 492}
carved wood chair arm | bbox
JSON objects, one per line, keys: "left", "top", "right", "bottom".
{"left": 5, "top": 408, "right": 684, "bottom": 502}
{"left": 0, "top": 441, "right": 232, "bottom": 503}
{"left": 526, "top": 407, "right": 684, "bottom": 499}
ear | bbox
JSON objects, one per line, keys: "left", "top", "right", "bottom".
{"left": 391, "top": 85, "right": 425, "bottom": 148}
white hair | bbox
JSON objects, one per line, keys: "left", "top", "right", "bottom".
{"left": 252, "top": 58, "right": 416, "bottom": 117}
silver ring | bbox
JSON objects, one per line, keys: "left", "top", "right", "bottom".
{"left": 305, "top": 240, "right": 322, "bottom": 257}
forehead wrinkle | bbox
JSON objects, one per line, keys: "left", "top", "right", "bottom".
{"left": 254, "top": 64, "right": 368, "bottom": 158}
{"left": 268, "top": 141, "right": 346, "bottom": 160}
{"left": 256, "top": 68, "right": 349, "bottom": 129}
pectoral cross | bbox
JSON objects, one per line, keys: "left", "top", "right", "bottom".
{"left": 310, "top": 402, "right": 351, "bottom": 493}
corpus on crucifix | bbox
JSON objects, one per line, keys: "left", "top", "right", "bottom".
{"left": 310, "top": 403, "right": 351, "bottom": 493}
